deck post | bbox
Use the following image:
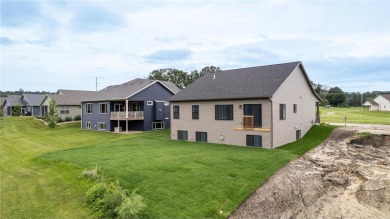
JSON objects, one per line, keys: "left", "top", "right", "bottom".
{"left": 126, "top": 120, "right": 128, "bottom": 134}
{"left": 117, "top": 120, "right": 120, "bottom": 133}
{"left": 125, "top": 100, "right": 128, "bottom": 119}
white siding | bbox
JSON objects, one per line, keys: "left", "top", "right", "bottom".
{"left": 271, "top": 66, "right": 319, "bottom": 147}
{"left": 373, "top": 95, "right": 390, "bottom": 111}
{"left": 171, "top": 99, "right": 273, "bottom": 148}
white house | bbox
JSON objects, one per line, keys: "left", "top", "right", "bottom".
{"left": 363, "top": 94, "right": 390, "bottom": 111}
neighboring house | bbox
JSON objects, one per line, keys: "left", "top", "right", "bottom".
{"left": 81, "top": 78, "right": 179, "bottom": 132}
{"left": 362, "top": 100, "right": 379, "bottom": 111}
{"left": 21, "top": 94, "right": 46, "bottom": 117}
{"left": 2, "top": 95, "right": 24, "bottom": 116}
{"left": 169, "top": 61, "right": 321, "bottom": 149}
{"left": 40, "top": 89, "right": 95, "bottom": 120}
{"left": 363, "top": 94, "right": 390, "bottom": 111}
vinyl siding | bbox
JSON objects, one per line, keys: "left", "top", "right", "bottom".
{"left": 170, "top": 99, "right": 273, "bottom": 148}
{"left": 271, "top": 66, "right": 318, "bottom": 148}
{"left": 373, "top": 95, "right": 390, "bottom": 111}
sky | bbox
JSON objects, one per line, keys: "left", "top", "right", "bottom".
{"left": 1, "top": 0, "right": 389, "bottom": 93}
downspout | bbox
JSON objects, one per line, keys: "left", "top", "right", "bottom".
{"left": 270, "top": 97, "right": 273, "bottom": 149}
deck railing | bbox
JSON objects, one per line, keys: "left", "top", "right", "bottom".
{"left": 111, "top": 111, "right": 144, "bottom": 120}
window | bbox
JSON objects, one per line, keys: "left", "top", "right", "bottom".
{"left": 192, "top": 105, "right": 199, "bottom": 120}
{"left": 246, "top": 135, "right": 262, "bottom": 147}
{"left": 86, "top": 122, "right": 91, "bottom": 129}
{"left": 296, "top": 130, "right": 301, "bottom": 140}
{"left": 173, "top": 106, "right": 180, "bottom": 119}
{"left": 99, "top": 103, "right": 107, "bottom": 114}
{"left": 85, "top": 103, "right": 93, "bottom": 114}
{"left": 196, "top": 132, "right": 207, "bottom": 142}
{"left": 280, "top": 104, "right": 286, "bottom": 120}
{"left": 215, "top": 105, "right": 233, "bottom": 120}
{"left": 98, "top": 122, "right": 106, "bottom": 130}
{"left": 60, "top": 106, "right": 69, "bottom": 114}
{"left": 177, "top": 130, "right": 188, "bottom": 140}
{"left": 243, "top": 104, "right": 262, "bottom": 128}
{"left": 147, "top": 101, "right": 153, "bottom": 106}
{"left": 293, "top": 104, "right": 297, "bottom": 113}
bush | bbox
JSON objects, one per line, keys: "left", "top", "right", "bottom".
{"left": 57, "top": 117, "right": 64, "bottom": 123}
{"left": 65, "top": 116, "right": 73, "bottom": 122}
{"left": 82, "top": 169, "right": 146, "bottom": 218}
{"left": 81, "top": 166, "right": 99, "bottom": 181}
{"left": 117, "top": 190, "right": 147, "bottom": 219}
{"left": 74, "top": 115, "right": 81, "bottom": 121}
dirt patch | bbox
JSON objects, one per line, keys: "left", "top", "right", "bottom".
{"left": 230, "top": 128, "right": 390, "bottom": 219}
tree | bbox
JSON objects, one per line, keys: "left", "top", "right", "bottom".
{"left": 13, "top": 104, "right": 22, "bottom": 116}
{"left": 147, "top": 66, "right": 221, "bottom": 89}
{"left": 45, "top": 100, "right": 59, "bottom": 133}
{"left": 326, "top": 87, "right": 347, "bottom": 107}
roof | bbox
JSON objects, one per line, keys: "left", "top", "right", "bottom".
{"left": 2, "top": 95, "right": 24, "bottom": 106}
{"left": 379, "top": 94, "right": 390, "bottom": 102}
{"left": 363, "top": 100, "right": 379, "bottom": 106}
{"left": 169, "top": 61, "right": 320, "bottom": 102}
{"left": 82, "top": 78, "right": 180, "bottom": 102}
{"left": 56, "top": 90, "right": 95, "bottom": 105}
{"left": 22, "top": 94, "right": 46, "bottom": 106}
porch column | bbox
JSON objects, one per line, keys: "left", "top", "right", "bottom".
{"left": 117, "top": 120, "right": 120, "bottom": 133}
{"left": 126, "top": 120, "right": 128, "bottom": 134}
{"left": 125, "top": 100, "right": 129, "bottom": 118}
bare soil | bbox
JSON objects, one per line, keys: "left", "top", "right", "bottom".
{"left": 230, "top": 127, "right": 390, "bottom": 219}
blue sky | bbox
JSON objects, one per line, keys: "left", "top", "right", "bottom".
{"left": 1, "top": 0, "right": 389, "bottom": 92}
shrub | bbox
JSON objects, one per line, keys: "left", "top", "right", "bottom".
{"left": 57, "top": 117, "right": 64, "bottom": 123}
{"left": 74, "top": 114, "right": 81, "bottom": 121}
{"left": 117, "top": 190, "right": 147, "bottom": 219}
{"left": 81, "top": 166, "right": 99, "bottom": 181}
{"left": 85, "top": 183, "right": 110, "bottom": 214}
{"left": 65, "top": 116, "right": 73, "bottom": 122}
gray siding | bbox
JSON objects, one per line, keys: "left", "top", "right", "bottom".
{"left": 82, "top": 102, "right": 111, "bottom": 131}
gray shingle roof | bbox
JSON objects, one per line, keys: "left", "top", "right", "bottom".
{"left": 380, "top": 94, "right": 390, "bottom": 102}
{"left": 22, "top": 94, "right": 46, "bottom": 106}
{"left": 170, "top": 61, "right": 318, "bottom": 102}
{"left": 55, "top": 90, "right": 95, "bottom": 105}
{"left": 3, "top": 95, "right": 25, "bottom": 106}
{"left": 82, "top": 78, "right": 180, "bottom": 102}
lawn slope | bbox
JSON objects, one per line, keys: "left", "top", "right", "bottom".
{"left": 320, "top": 107, "right": 390, "bottom": 125}
{"left": 41, "top": 126, "right": 336, "bottom": 218}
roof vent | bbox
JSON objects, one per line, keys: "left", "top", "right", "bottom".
{"left": 213, "top": 74, "right": 216, "bottom": 79}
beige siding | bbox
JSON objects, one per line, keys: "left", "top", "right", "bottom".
{"left": 171, "top": 99, "right": 273, "bottom": 148}
{"left": 42, "top": 97, "right": 81, "bottom": 120}
{"left": 373, "top": 95, "right": 390, "bottom": 111}
{"left": 271, "top": 66, "right": 318, "bottom": 148}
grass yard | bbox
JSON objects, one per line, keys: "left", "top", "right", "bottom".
{"left": 1, "top": 117, "right": 336, "bottom": 218}
{"left": 320, "top": 107, "right": 390, "bottom": 125}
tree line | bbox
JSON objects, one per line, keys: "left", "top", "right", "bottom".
{"left": 311, "top": 82, "right": 390, "bottom": 107}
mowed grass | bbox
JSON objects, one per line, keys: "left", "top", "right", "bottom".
{"left": 0, "top": 117, "right": 132, "bottom": 218}
{"left": 1, "top": 117, "right": 336, "bottom": 218}
{"left": 320, "top": 107, "right": 390, "bottom": 125}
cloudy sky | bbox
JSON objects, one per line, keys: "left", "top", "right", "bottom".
{"left": 1, "top": 0, "right": 389, "bottom": 93}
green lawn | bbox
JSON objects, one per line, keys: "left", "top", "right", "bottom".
{"left": 1, "top": 117, "right": 335, "bottom": 218}
{"left": 320, "top": 107, "right": 390, "bottom": 125}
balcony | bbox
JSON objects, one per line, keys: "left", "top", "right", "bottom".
{"left": 110, "top": 111, "right": 144, "bottom": 120}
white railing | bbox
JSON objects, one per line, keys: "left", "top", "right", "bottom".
{"left": 111, "top": 111, "right": 144, "bottom": 119}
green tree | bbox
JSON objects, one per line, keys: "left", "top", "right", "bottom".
{"left": 326, "top": 86, "right": 347, "bottom": 107}
{"left": 148, "top": 68, "right": 188, "bottom": 89}
{"left": 13, "top": 104, "right": 22, "bottom": 116}
{"left": 45, "top": 100, "right": 59, "bottom": 133}
{"left": 188, "top": 66, "right": 221, "bottom": 83}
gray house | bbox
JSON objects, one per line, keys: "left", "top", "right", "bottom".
{"left": 81, "top": 78, "right": 179, "bottom": 132}
{"left": 2, "top": 94, "right": 45, "bottom": 117}
{"left": 169, "top": 61, "right": 321, "bottom": 149}
{"left": 41, "top": 89, "right": 95, "bottom": 120}
{"left": 2, "top": 95, "right": 24, "bottom": 116}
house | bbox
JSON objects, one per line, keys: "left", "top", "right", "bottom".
{"left": 363, "top": 94, "right": 390, "bottom": 111}
{"left": 81, "top": 78, "right": 180, "bottom": 132}
{"left": 362, "top": 100, "right": 379, "bottom": 111}
{"left": 169, "top": 61, "right": 321, "bottom": 149}
{"left": 21, "top": 94, "right": 46, "bottom": 116}
{"left": 2, "top": 94, "right": 45, "bottom": 117}
{"left": 2, "top": 95, "right": 24, "bottom": 116}
{"left": 40, "top": 89, "right": 95, "bottom": 120}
